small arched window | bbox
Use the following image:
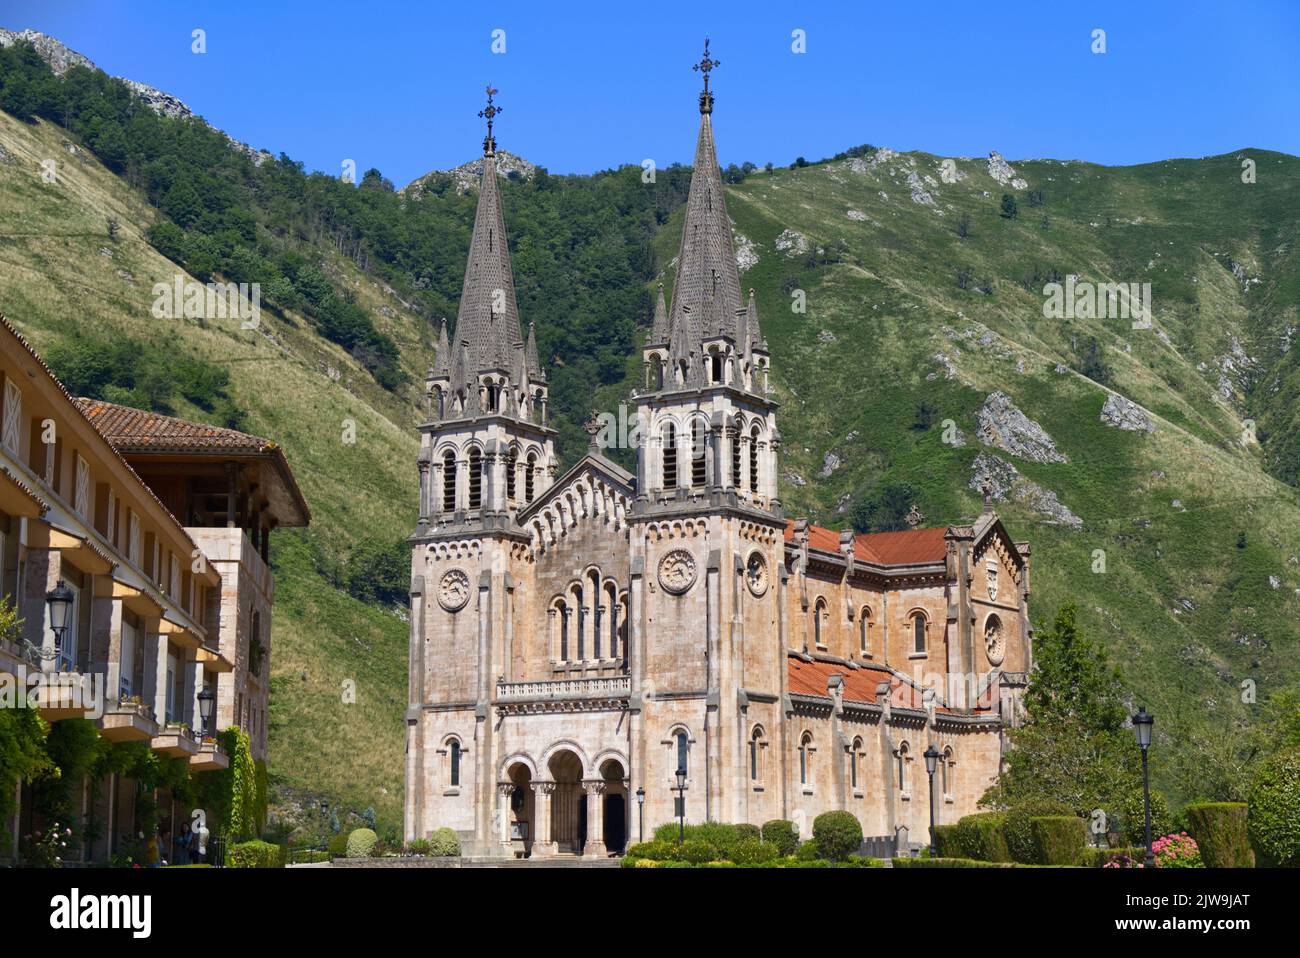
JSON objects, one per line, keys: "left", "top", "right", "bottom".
{"left": 710, "top": 351, "right": 723, "bottom": 383}
{"left": 897, "top": 741, "right": 910, "bottom": 792}
{"left": 449, "top": 739, "right": 461, "bottom": 787}
{"left": 559, "top": 600, "right": 570, "bottom": 661}
{"left": 850, "top": 736, "right": 864, "bottom": 791}
{"left": 662, "top": 422, "right": 678, "bottom": 489}
{"left": 813, "top": 598, "right": 827, "bottom": 649}
{"left": 574, "top": 586, "right": 585, "bottom": 660}
{"left": 749, "top": 424, "right": 760, "bottom": 493}
{"left": 441, "top": 451, "right": 456, "bottom": 512}
{"left": 506, "top": 447, "right": 517, "bottom": 502}
{"left": 525, "top": 453, "right": 536, "bottom": 502}
{"left": 912, "top": 613, "right": 926, "bottom": 654}
{"left": 750, "top": 726, "right": 765, "bottom": 781}
{"left": 859, "top": 608, "right": 871, "bottom": 654}
{"left": 486, "top": 381, "right": 499, "bottom": 411}
{"left": 468, "top": 448, "right": 483, "bottom": 510}
{"left": 731, "top": 423, "right": 742, "bottom": 488}
{"left": 675, "top": 731, "right": 689, "bottom": 776}
{"left": 942, "top": 746, "right": 953, "bottom": 797}
{"left": 799, "top": 732, "right": 813, "bottom": 785}
{"left": 589, "top": 570, "right": 602, "bottom": 660}
{"left": 690, "top": 420, "right": 706, "bottom": 488}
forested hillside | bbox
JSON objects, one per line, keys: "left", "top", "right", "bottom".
{"left": 3, "top": 34, "right": 1299, "bottom": 831}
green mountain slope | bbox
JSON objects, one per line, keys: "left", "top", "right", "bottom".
{"left": 3, "top": 39, "right": 1299, "bottom": 820}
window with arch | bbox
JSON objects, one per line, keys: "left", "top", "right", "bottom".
{"left": 558, "top": 600, "right": 570, "bottom": 661}
{"left": 589, "top": 570, "right": 602, "bottom": 660}
{"left": 859, "top": 608, "right": 872, "bottom": 655}
{"left": 731, "top": 423, "right": 742, "bottom": 487}
{"left": 849, "top": 736, "right": 864, "bottom": 791}
{"left": 573, "top": 585, "right": 585, "bottom": 660}
{"left": 441, "top": 451, "right": 456, "bottom": 512}
{"left": 448, "top": 738, "right": 462, "bottom": 787}
{"left": 486, "top": 381, "right": 499, "bottom": 412}
{"left": 710, "top": 350, "right": 723, "bottom": 383}
{"left": 506, "top": 447, "right": 517, "bottom": 502}
{"left": 748, "top": 424, "right": 760, "bottom": 492}
{"left": 942, "top": 746, "right": 953, "bottom": 798}
{"left": 912, "top": 612, "right": 927, "bottom": 654}
{"left": 813, "top": 598, "right": 827, "bottom": 649}
{"left": 468, "top": 448, "right": 483, "bottom": 510}
{"left": 654, "top": 360, "right": 664, "bottom": 390}
{"left": 897, "top": 741, "right": 910, "bottom": 793}
{"left": 799, "top": 731, "right": 814, "bottom": 786}
{"left": 749, "top": 725, "right": 766, "bottom": 782}
{"left": 605, "top": 583, "right": 618, "bottom": 660}
{"left": 675, "top": 730, "right": 690, "bottom": 776}
{"left": 662, "top": 422, "right": 678, "bottom": 489}
{"left": 525, "top": 453, "right": 536, "bottom": 502}
{"left": 690, "top": 419, "right": 706, "bottom": 488}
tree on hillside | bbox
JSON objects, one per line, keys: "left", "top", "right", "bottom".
{"left": 849, "top": 482, "right": 916, "bottom": 534}
{"left": 1000, "top": 193, "right": 1018, "bottom": 219}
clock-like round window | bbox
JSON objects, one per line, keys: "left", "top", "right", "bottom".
{"left": 745, "top": 550, "right": 769, "bottom": 597}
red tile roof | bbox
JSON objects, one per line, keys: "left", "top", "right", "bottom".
{"left": 787, "top": 654, "right": 994, "bottom": 714}
{"left": 784, "top": 520, "right": 947, "bottom": 567}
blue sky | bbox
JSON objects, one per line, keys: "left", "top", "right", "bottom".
{"left": 4, "top": 0, "right": 1298, "bottom": 185}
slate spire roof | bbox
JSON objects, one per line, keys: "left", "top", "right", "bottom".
{"left": 663, "top": 41, "right": 755, "bottom": 362}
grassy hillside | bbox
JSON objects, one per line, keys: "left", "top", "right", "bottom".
{"left": 4, "top": 62, "right": 1300, "bottom": 821}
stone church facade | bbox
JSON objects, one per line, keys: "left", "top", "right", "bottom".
{"left": 405, "top": 62, "right": 1033, "bottom": 858}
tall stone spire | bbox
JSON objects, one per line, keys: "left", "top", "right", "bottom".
{"left": 649, "top": 281, "right": 669, "bottom": 345}
{"left": 456, "top": 85, "right": 526, "bottom": 375}
{"left": 667, "top": 40, "right": 745, "bottom": 356}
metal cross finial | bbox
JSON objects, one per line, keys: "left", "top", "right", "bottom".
{"left": 693, "top": 38, "right": 720, "bottom": 113}
{"left": 478, "top": 85, "right": 502, "bottom": 154}
{"left": 905, "top": 503, "right": 925, "bottom": 529}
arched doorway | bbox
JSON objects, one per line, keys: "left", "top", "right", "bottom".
{"left": 504, "top": 761, "right": 534, "bottom": 858}
{"left": 600, "top": 758, "right": 628, "bottom": 854}
{"left": 548, "top": 749, "right": 585, "bottom": 855}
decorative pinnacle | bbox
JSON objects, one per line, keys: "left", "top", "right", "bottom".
{"left": 478, "top": 85, "right": 502, "bottom": 154}
{"left": 905, "top": 503, "right": 925, "bottom": 529}
{"left": 693, "top": 38, "right": 720, "bottom": 114}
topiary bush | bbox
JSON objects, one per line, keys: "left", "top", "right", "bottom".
{"left": 227, "top": 839, "right": 283, "bottom": 868}
{"left": 624, "top": 840, "right": 676, "bottom": 862}
{"left": 733, "top": 823, "right": 761, "bottom": 844}
{"left": 813, "top": 810, "right": 863, "bottom": 862}
{"left": 429, "top": 827, "right": 461, "bottom": 857}
{"left": 952, "top": 812, "right": 1010, "bottom": 862}
{"left": 1249, "top": 747, "right": 1300, "bottom": 867}
{"left": 327, "top": 832, "right": 349, "bottom": 859}
{"left": 729, "top": 837, "right": 780, "bottom": 866}
{"left": 345, "top": 827, "right": 378, "bottom": 859}
{"left": 1185, "top": 802, "right": 1253, "bottom": 868}
{"left": 762, "top": 819, "right": 799, "bottom": 857}
{"left": 677, "top": 839, "right": 720, "bottom": 864}
{"left": 931, "top": 824, "right": 959, "bottom": 859}
{"left": 794, "top": 838, "right": 822, "bottom": 861}
{"left": 1028, "top": 816, "right": 1086, "bottom": 866}
{"left": 1004, "top": 800, "right": 1074, "bottom": 863}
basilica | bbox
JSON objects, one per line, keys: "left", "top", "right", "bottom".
{"left": 404, "top": 49, "right": 1033, "bottom": 858}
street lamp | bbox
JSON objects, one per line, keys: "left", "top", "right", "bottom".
{"left": 46, "top": 580, "right": 74, "bottom": 669}
{"left": 635, "top": 787, "right": 645, "bottom": 844}
{"left": 1133, "top": 707, "right": 1155, "bottom": 867}
{"left": 197, "top": 687, "right": 215, "bottom": 738}
{"left": 673, "top": 768, "right": 687, "bottom": 845}
{"left": 923, "top": 744, "right": 940, "bottom": 856}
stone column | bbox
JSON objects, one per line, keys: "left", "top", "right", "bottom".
{"left": 20, "top": 546, "right": 60, "bottom": 669}
{"left": 139, "top": 624, "right": 163, "bottom": 723}
{"left": 417, "top": 457, "right": 430, "bottom": 528}
{"left": 533, "top": 782, "right": 556, "bottom": 858}
{"left": 189, "top": 659, "right": 204, "bottom": 734}
{"left": 583, "top": 781, "right": 606, "bottom": 857}
{"left": 498, "top": 782, "right": 515, "bottom": 855}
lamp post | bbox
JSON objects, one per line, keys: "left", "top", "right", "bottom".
{"left": 673, "top": 768, "right": 687, "bottom": 845}
{"left": 197, "top": 687, "right": 215, "bottom": 739}
{"left": 1132, "top": 707, "right": 1155, "bottom": 866}
{"left": 923, "top": 744, "right": 940, "bottom": 856}
{"left": 635, "top": 786, "right": 645, "bottom": 844}
{"left": 46, "top": 580, "right": 74, "bottom": 670}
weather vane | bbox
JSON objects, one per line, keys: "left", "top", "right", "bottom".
{"left": 479, "top": 85, "right": 502, "bottom": 154}
{"left": 693, "top": 38, "right": 720, "bottom": 114}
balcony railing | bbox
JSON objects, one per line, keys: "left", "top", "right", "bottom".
{"left": 496, "top": 675, "right": 630, "bottom": 702}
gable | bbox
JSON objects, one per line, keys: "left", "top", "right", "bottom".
{"left": 518, "top": 453, "right": 634, "bottom": 553}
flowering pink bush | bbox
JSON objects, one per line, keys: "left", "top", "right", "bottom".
{"left": 1152, "top": 832, "right": 1202, "bottom": 868}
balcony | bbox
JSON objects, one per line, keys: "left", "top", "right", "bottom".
{"left": 99, "top": 697, "right": 159, "bottom": 743}
{"left": 496, "top": 675, "right": 631, "bottom": 702}
{"left": 186, "top": 526, "right": 272, "bottom": 600}
{"left": 190, "top": 739, "right": 230, "bottom": 772}
{"left": 152, "top": 723, "right": 200, "bottom": 758}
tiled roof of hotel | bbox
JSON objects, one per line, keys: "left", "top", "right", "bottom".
{"left": 784, "top": 520, "right": 948, "bottom": 567}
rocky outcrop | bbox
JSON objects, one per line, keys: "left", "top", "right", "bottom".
{"left": 404, "top": 150, "right": 537, "bottom": 196}
{"left": 1100, "top": 394, "right": 1155, "bottom": 433}
{"left": 906, "top": 170, "right": 935, "bottom": 206}
{"left": 0, "top": 28, "right": 93, "bottom": 74}
{"left": 987, "top": 151, "right": 1028, "bottom": 190}
{"left": 817, "top": 452, "right": 841, "bottom": 478}
{"left": 734, "top": 231, "right": 759, "bottom": 272}
{"left": 775, "top": 228, "right": 809, "bottom": 258}
{"left": 975, "top": 391, "right": 1067, "bottom": 463}
{"left": 970, "top": 453, "right": 1081, "bottom": 529}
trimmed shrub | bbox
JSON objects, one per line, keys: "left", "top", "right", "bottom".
{"left": 1115, "top": 787, "right": 1173, "bottom": 848}
{"left": 1186, "top": 803, "right": 1253, "bottom": 868}
{"left": 729, "top": 838, "right": 780, "bottom": 866}
{"left": 327, "top": 832, "right": 349, "bottom": 859}
{"left": 1249, "top": 747, "right": 1300, "bottom": 867}
{"left": 1004, "top": 800, "right": 1074, "bottom": 863}
{"left": 892, "top": 857, "right": 1011, "bottom": 868}
{"left": 651, "top": 822, "right": 747, "bottom": 856}
{"left": 1082, "top": 846, "right": 1145, "bottom": 868}
{"left": 677, "top": 839, "right": 720, "bottom": 864}
{"left": 734, "top": 823, "right": 761, "bottom": 844}
{"left": 952, "top": 812, "right": 1010, "bottom": 862}
{"left": 406, "top": 839, "right": 433, "bottom": 856}
{"left": 429, "top": 827, "right": 460, "bottom": 857}
{"left": 931, "top": 824, "right": 960, "bottom": 859}
{"left": 813, "top": 810, "right": 863, "bottom": 862}
{"left": 762, "top": 819, "right": 799, "bottom": 856}
{"left": 1028, "top": 816, "right": 1086, "bottom": 866}
{"left": 227, "top": 839, "right": 283, "bottom": 868}
{"left": 794, "top": 838, "right": 822, "bottom": 861}
{"left": 624, "top": 840, "right": 676, "bottom": 862}
{"left": 345, "top": 827, "right": 378, "bottom": 859}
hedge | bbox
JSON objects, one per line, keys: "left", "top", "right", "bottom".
{"left": 227, "top": 840, "right": 284, "bottom": 868}
{"left": 931, "top": 824, "right": 959, "bottom": 858}
{"left": 1081, "top": 846, "right": 1145, "bottom": 868}
{"left": 952, "top": 812, "right": 1010, "bottom": 862}
{"left": 327, "top": 832, "right": 349, "bottom": 858}
{"left": 1186, "top": 803, "right": 1253, "bottom": 868}
{"left": 813, "top": 811, "right": 863, "bottom": 862}
{"left": 1249, "top": 747, "right": 1300, "bottom": 867}
{"left": 1004, "top": 800, "right": 1074, "bottom": 863}
{"left": 730, "top": 838, "right": 780, "bottom": 866}
{"left": 893, "top": 857, "right": 1013, "bottom": 868}
{"left": 1028, "top": 816, "right": 1086, "bottom": 866}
